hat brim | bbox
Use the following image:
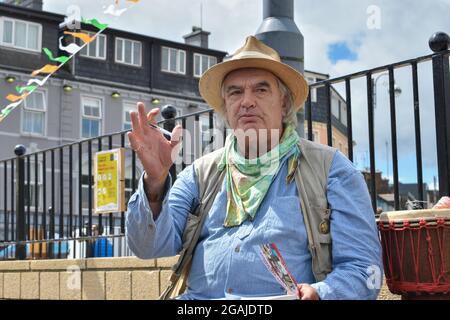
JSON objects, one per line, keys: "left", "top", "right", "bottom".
{"left": 199, "top": 57, "right": 309, "bottom": 114}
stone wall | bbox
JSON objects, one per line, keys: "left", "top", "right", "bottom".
{"left": 0, "top": 256, "right": 178, "bottom": 300}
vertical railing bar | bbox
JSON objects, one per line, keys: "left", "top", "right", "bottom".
{"left": 195, "top": 114, "right": 200, "bottom": 159}
{"left": 367, "top": 73, "right": 377, "bottom": 212}
{"left": 131, "top": 149, "right": 136, "bottom": 194}
{"left": 388, "top": 67, "right": 400, "bottom": 210}
{"left": 345, "top": 78, "right": 354, "bottom": 162}
{"left": 181, "top": 118, "right": 186, "bottom": 170}
{"left": 411, "top": 61, "right": 424, "bottom": 203}
{"left": 42, "top": 152, "right": 47, "bottom": 248}
{"left": 4, "top": 161, "right": 8, "bottom": 242}
{"left": 11, "top": 159, "right": 15, "bottom": 242}
{"left": 120, "top": 133, "right": 125, "bottom": 235}
{"left": 58, "top": 147, "right": 64, "bottom": 259}
{"left": 108, "top": 135, "right": 114, "bottom": 256}
{"left": 306, "top": 87, "right": 313, "bottom": 141}
{"left": 98, "top": 137, "right": 103, "bottom": 253}
{"left": 69, "top": 145, "right": 73, "bottom": 242}
{"left": 51, "top": 150, "right": 55, "bottom": 244}
{"left": 88, "top": 140, "right": 93, "bottom": 239}
{"left": 78, "top": 142, "right": 83, "bottom": 258}
{"left": 34, "top": 153, "right": 39, "bottom": 258}
{"left": 26, "top": 155, "right": 30, "bottom": 243}
{"left": 325, "top": 82, "right": 332, "bottom": 146}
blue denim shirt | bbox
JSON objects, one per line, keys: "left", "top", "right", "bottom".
{"left": 126, "top": 150, "right": 382, "bottom": 300}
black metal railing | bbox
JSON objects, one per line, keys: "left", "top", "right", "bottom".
{"left": 306, "top": 32, "right": 450, "bottom": 212}
{"left": 0, "top": 32, "right": 449, "bottom": 261}
{"left": 0, "top": 106, "right": 219, "bottom": 260}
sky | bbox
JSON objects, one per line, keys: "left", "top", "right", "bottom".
{"left": 41, "top": 0, "right": 450, "bottom": 190}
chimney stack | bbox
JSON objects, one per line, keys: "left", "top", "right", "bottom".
{"left": 3, "top": 0, "right": 43, "bottom": 11}
{"left": 183, "top": 26, "right": 210, "bottom": 49}
{"left": 255, "top": 0, "right": 306, "bottom": 136}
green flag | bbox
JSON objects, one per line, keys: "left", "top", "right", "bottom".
{"left": 16, "top": 85, "right": 37, "bottom": 94}
{"left": 82, "top": 17, "right": 108, "bottom": 30}
{"left": 43, "top": 48, "right": 70, "bottom": 64}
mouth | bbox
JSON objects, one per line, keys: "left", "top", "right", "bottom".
{"left": 238, "top": 115, "right": 261, "bottom": 123}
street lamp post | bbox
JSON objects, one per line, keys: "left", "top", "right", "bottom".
{"left": 372, "top": 72, "right": 402, "bottom": 108}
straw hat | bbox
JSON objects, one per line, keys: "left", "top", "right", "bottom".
{"left": 199, "top": 35, "right": 309, "bottom": 114}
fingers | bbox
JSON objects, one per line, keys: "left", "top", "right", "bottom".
{"left": 146, "top": 108, "right": 160, "bottom": 125}
{"left": 138, "top": 102, "right": 150, "bottom": 131}
{"left": 297, "top": 283, "right": 319, "bottom": 300}
{"left": 127, "top": 131, "right": 139, "bottom": 150}
{"left": 130, "top": 109, "right": 142, "bottom": 135}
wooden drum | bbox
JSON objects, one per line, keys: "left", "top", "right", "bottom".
{"left": 378, "top": 209, "right": 450, "bottom": 299}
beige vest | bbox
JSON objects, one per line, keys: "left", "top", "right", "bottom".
{"left": 160, "top": 138, "right": 337, "bottom": 299}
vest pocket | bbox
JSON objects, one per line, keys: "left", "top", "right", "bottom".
{"left": 309, "top": 205, "right": 332, "bottom": 276}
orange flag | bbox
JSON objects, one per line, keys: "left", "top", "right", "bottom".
{"left": 64, "top": 31, "right": 96, "bottom": 44}
{"left": 6, "top": 93, "right": 29, "bottom": 102}
{"left": 31, "top": 64, "right": 59, "bottom": 76}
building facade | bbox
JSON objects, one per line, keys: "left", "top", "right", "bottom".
{"left": 304, "top": 70, "right": 350, "bottom": 157}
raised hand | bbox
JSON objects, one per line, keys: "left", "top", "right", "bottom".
{"left": 127, "top": 102, "right": 182, "bottom": 198}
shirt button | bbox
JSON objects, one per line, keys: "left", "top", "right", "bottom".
{"left": 227, "top": 288, "right": 233, "bottom": 294}
{"left": 234, "top": 245, "right": 240, "bottom": 253}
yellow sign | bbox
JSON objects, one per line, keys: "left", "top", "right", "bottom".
{"left": 94, "top": 148, "right": 125, "bottom": 213}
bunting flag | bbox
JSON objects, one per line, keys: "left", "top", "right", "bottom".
{"left": 0, "top": 101, "right": 23, "bottom": 121}
{"left": 27, "top": 75, "right": 52, "bottom": 87}
{"left": 0, "top": 0, "right": 140, "bottom": 124}
{"left": 104, "top": 5, "right": 128, "bottom": 17}
{"left": 16, "top": 85, "right": 38, "bottom": 94}
{"left": 43, "top": 48, "right": 71, "bottom": 64}
{"left": 64, "top": 31, "right": 96, "bottom": 44}
{"left": 105, "top": 0, "right": 140, "bottom": 17}
{"left": 58, "top": 36, "right": 82, "bottom": 55}
{"left": 81, "top": 18, "right": 108, "bottom": 30}
{"left": 6, "top": 93, "right": 29, "bottom": 102}
{"left": 31, "top": 64, "right": 59, "bottom": 77}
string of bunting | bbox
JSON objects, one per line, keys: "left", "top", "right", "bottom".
{"left": 0, "top": 0, "right": 141, "bottom": 123}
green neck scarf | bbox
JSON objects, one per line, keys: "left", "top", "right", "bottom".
{"left": 218, "top": 125, "right": 300, "bottom": 228}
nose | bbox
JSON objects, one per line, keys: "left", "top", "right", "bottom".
{"left": 240, "top": 89, "right": 256, "bottom": 110}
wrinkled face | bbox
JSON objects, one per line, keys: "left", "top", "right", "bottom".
{"left": 223, "top": 68, "right": 286, "bottom": 133}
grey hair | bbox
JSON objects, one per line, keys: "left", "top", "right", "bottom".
{"left": 219, "top": 76, "right": 298, "bottom": 128}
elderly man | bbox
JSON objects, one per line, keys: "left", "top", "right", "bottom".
{"left": 126, "top": 36, "right": 382, "bottom": 300}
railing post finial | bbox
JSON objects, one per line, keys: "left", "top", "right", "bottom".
{"left": 429, "top": 31, "right": 450, "bottom": 53}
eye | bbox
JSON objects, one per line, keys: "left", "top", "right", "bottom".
{"left": 256, "top": 87, "right": 268, "bottom": 93}
{"left": 229, "top": 90, "right": 241, "bottom": 96}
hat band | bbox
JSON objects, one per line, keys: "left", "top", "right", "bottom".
{"left": 232, "top": 51, "right": 280, "bottom": 62}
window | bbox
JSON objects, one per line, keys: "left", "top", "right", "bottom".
{"left": 81, "top": 97, "right": 102, "bottom": 138}
{"left": 115, "top": 38, "right": 142, "bottom": 66}
{"left": 161, "top": 47, "right": 186, "bottom": 74}
{"left": 22, "top": 90, "right": 46, "bottom": 135}
{"left": 0, "top": 17, "right": 41, "bottom": 52}
{"left": 80, "top": 32, "right": 106, "bottom": 59}
{"left": 25, "top": 161, "right": 43, "bottom": 210}
{"left": 306, "top": 77, "right": 317, "bottom": 103}
{"left": 123, "top": 102, "right": 136, "bottom": 130}
{"left": 194, "top": 53, "right": 217, "bottom": 77}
